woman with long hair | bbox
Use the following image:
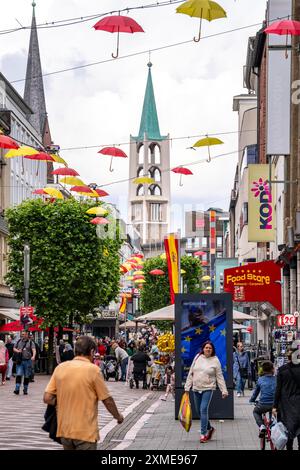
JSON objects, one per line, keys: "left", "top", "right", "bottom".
{"left": 184, "top": 340, "right": 228, "bottom": 443}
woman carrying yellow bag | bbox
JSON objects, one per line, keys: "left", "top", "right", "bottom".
{"left": 184, "top": 341, "right": 228, "bottom": 443}
{"left": 178, "top": 391, "right": 192, "bottom": 432}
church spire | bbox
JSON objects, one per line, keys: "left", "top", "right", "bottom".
{"left": 137, "top": 62, "right": 163, "bottom": 141}
{"left": 24, "top": 1, "right": 47, "bottom": 136}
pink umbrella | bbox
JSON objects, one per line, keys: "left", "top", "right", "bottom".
{"left": 172, "top": 166, "right": 193, "bottom": 186}
{"left": 93, "top": 15, "right": 144, "bottom": 58}
{"left": 90, "top": 217, "right": 110, "bottom": 225}
{"left": 265, "top": 19, "right": 300, "bottom": 58}
{"left": 52, "top": 168, "right": 79, "bottom": 176}
{"left": 0, "top": 134, "right": 19, "bottom": 150}
{"left": 194, "top": 251, "right": 206, "bottom": 256}
{"left": 149, "top": 269, "right": 165, "bottom": 275}
{"left": 98, "top": 147, "right": 128, "bottom": 172}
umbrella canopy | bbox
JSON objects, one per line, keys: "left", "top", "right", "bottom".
{"left": 233, "top": 310, "right": 257, "bottom": 321}
{"left": 86, "top": 207, "right": 108, "bottom": 216}
{"left": 70, "top": 185, "right": 94, "bottom": 194}
{"left": 93, "top": 189, "right": 109, "bottom": 197}
{"left": 194, "top": 251, "right": 206, "bottom": 256}
{"left": 133, "top": 253, "right": 144, "bottom": 259}
{"left": 119, "top": 320, "right": 146, "bottom": 329}
{"left": 5, "top": 145, "right": 38, "bottom": 159}
{"left": 98, "top": 146, "right": 128, "bottom": 172}
{"left": 51, "top": 154, "right": 68, "bottom": 166}
{"left": 93, "top": 15, "right": 144, "bottom": 58}
{"left": 202, "top": 275, "right": 211, "bottom": 281}
{"left": 59, "top": 176, "right": 85, "bottom": 186}
{"left": 43, "top": 188, "right": 64, "bottom": 199}
{"left": 264, "top": 19, "right": 300, "bottom": 35}
{"left": 192, "top": 135, "right": 224, "bottom": 162}
{"left": 149, "top": 269, "right": 165, "bottom": 275}
{"left": 133, "top": 271, "right": 144, "bottom": 275}
{"left": 134, "top": 278, "right": 145, "bottom": 283}
{"left": 90, "top": 217, "right": 109, "bottom": 225}
{"left": 172, "top": 166, "right": 193, "bottom": 186}
{"left": 133, "top": 177, "right": 155, "bottom": 185}
{"left": 0, "top": 134, "right": 19, "bottom": 150}
{"left": 136, "top": 304, "right": 175, "bottom": 322}
{"left": 52, "top": 168, "right": 79, "bottom": 176}
{"left": 176, "top": 0, "right": 226, "bottom": 42}
{"left": 24, "top": 152, "right": 54, "bottom": 162}
{"left": 33, "top": 189, "right": 47, "bottom": 195}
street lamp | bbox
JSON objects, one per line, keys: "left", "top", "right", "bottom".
{"left": 24, "top": 243, "right": 30, "bottom": 308}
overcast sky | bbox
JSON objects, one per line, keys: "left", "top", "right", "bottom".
{"left": 0, "top": 0, "right": 266, "bottom": 234}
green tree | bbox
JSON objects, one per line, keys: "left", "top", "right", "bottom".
{"left": 140, "top": 255, "right": 202, "bottom": 314}
{"left": 5, "top": 198, "right": 122, "bottom": 370}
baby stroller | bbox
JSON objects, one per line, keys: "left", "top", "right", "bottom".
{"left": 150, "top": 361, "right": 165, "bottom": 391}
{"left": 103, "top": 355, "right": 119, "bottom": 381}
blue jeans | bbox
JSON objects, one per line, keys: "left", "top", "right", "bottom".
{"left": 193, "top": 390, "right": 213, "bottom": 436}
{"left": 15, "top": 360, "right": 32, "bottom": 392}
{"left": 236, "top": 374, "right": 246, "bottom": 394}
{"left": 120, "top": 357, "right": 128, "bottom": 381}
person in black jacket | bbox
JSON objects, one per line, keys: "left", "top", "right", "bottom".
{"left": 61, "top": 343, "right": 74, "bottom": 362}
{"left": 131, "top": 346, "right": 151, "bottom": 389}
{"left": 273, "top": 346, "right": 300, "bottom": 450}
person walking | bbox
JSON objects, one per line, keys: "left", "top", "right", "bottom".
{"left": 28, "top": 333, "right": 40, "bottom": 382}
{"left": 112, "top": 342, "right": 129, "bottom": 382}
{"left": 233, "top": 342, "right": 251, "bottom": 397}
{"left": 61, "top": 343, "right": 75, "bottom": 362}
{"left": 0, "top": 340, "right": 9, "bottom": 385}
{"left": 5, "top": 335, "right": 14, "bottom": 381}
{"left": 13, "top": 330, "right": 36, "bottom": 395}
{"left": 273, "top": 346, "right": 300, "bottom": 451}
{"left": 131, "top": 345, "right": 151, "bottom": 389}
{"left": 43, "top": 336, "right": 124, "bottom": 450}
{"left": 184, "top": 340, "right": 228, "bottom": 443}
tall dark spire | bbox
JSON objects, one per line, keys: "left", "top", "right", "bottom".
{"left": 24, "top": 1, "right": 47, "bottom": 136}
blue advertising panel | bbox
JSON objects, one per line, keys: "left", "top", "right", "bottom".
{"left": 175, "top": 293, "right": 234, "bottom": 420}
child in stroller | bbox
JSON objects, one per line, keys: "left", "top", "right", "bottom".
{"left": 103, "top": 355, "right": 119, "bottom": 381}
{"left": 150, "top": 360, "right": 165, "bottom": 391}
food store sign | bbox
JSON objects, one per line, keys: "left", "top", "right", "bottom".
{"left": 276, "top": 315, "right": 297, "bottom": 327}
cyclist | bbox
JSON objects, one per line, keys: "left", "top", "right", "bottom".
{"left": 249, "top": 361, "right": 277, "bottom": 437}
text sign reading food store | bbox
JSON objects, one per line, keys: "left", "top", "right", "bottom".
{"left": 248, "top": 164, "right": 276, "bottom": 242}
{"left": 224, "top": 261, "right": 282, "bottom": 313}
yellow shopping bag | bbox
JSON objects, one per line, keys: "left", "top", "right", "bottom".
{"left": 178, "top": 391, "right": 192, "bottom": 432}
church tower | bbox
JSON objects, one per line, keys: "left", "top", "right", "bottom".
{"left": 24, "top": 1, "right": 53, "bottom": 182}
{"left": 129, "top": 63, "right": 170, "bottom": 254}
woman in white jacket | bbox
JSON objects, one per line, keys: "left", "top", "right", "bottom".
{"left": 184, "top": 340, "right": 228, "bottom": 443}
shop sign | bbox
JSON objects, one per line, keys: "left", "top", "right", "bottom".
{"left": 224, "top": 260, "right": 282, "bottom": 313}
{"left": 248, "top": 164, "right": 276, "bottom": 242}
{"left": 276, "top": 315, "right": 297, "bottom": 327}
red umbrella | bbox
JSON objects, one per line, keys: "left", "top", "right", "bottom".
{"left": 24, "top": 152, "right": 55, "bottom": 162}
{"left": 52, "top": 168, "right": 79, "bottom": 176}
{"left": 194, "top": 251, "right": 206, "bottom": 256}
{"left": 33, "top": 189, "right": 47, "bottom": 195}
{"left": 133, "top": 253, "right": 144, "bottom": 259}
{"left": 133, "top": 275, "right": 145, "bottom": 281}
{"left": 98, "top": 147, "right": 128, "bottom": 172}
{"left": 90, "top": 217, "right": 109, "bottom": 225}
{"left": 265, "top": 19, "right": 300, "bottom": 58}
{"left": 70, "top": 185, "right": 94, "bottom": 194}
{"left": 0, "top": 134, "right": 19, "bottom": 150}
{"left": 94, "top": 189, "right": 109, "bottom": 197}
{"left": 150, "top": 269, "right": 165, "bottom": 275}
{"left": 171, "top": 166, "right": 193, "bottom": 186}
{"left": 93, "top": 15, "right": 144, "bottom": 58}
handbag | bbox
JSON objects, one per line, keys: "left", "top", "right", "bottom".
{"left": 235, "top": 353, "right": 248, "bottom": 379}
{"left": 271, "top": 419, "right": 288, "bottom": 450}
{"left": 178, "top": 392, "right": 192, "bottom": 432}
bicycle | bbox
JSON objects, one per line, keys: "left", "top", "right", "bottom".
{"left": 254, "top": 402, "right": 276, "bottom": 451}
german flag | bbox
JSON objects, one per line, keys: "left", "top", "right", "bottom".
{"left": 164, "top": 233, "right": 179, "bottom": 304}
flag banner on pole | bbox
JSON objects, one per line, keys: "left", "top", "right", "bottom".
{"left": 119, "top": 295, "right": 127, "bottom": 313}
{"left": 164, "top": 233, "right": 179, "bottom": 304}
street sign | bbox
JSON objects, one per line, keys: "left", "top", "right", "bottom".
{"left": 276, "top": 314, "right": 297, "bottom": 327}
{"left": 20, "top": 306, "right": 34, "bottom": 316}
{"left": 19, "top": 306, "right": 34, "bottom": 329}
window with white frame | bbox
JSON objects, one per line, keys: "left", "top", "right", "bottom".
{"left": 132, "top": 203, "right": 142, "bottom": 221}
{"left": 202, "top": 237, "right": 207, "bottom": 247}
{"left": 217, "top": 237, "right": 223, "bottom": 248}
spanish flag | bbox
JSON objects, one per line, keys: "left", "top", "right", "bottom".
{"left": 119, "top": 295, "right": 127, "bottom": 313}
{"left": 164, "top": 233, "right": 179, "bottom": 304}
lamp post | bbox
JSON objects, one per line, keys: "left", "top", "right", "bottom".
{"left": 24, "top": 243, "right": 30, "bottom": 308}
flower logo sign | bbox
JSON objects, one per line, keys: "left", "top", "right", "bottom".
{"left": 251, "top": 178, "right": 272, "bottom": 231}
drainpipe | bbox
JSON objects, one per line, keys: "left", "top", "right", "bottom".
{"left": 283, "top": 266, "right": 290, "bottom": 315}
{"left": 290, "top": 261, "right": 297, "bottom": 315}
{"left": 297, "top": 252, "right": 300, "bottom": 328}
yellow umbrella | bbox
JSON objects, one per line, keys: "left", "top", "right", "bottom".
{"left": 176, "top": 0, "right": 227, "bottom": 42}
{"left": 43, "top": 188, "right": 64, "bottom": 199}
{"left": 86, "top": 207, "right": 108, "bottom": 216}
{"left": 134, "top": 279, "right": 146, "bottom": 283}
{"left": 83, "top": 190, "right": 101, "bottom": 198}
{"left": 181, "top": 269, "right": 186, "bottom": 274}
{"left": 134, "top": 271, "right": 144, "bottom": 275}
{"left": 201, "top": 275, "right": 211, "bottom": 281}
{"left": 127, "top": 276, "right": 134, "bottom": 281}
{"left": 192, "top": 135, "right": 224, "bottom": 162}
{"left": 59, "top": 176, "right": 85, "bottom": 186}
{"left": 5, "top": 145, "right": 39, "bottom": 159}
{"left": 206, "top": 286, "right": 212, "bottom": 290}
{"left": 52, "top": 154, "right": 68, "bottom": 166}
{"left": 133, "top": 177, "right": 155, "bottom": 185}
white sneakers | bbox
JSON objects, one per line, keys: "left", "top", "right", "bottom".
{"left": 237, "top": 393, "right": 241, "bottom": 397}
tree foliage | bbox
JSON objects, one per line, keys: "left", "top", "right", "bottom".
{"left": 140, "top": 255, "right": 202, "bottom": 314}
{"left": 5, "top": 198, "right": 122, "bottom": 327}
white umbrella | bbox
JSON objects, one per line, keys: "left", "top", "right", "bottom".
{"left": 233, "top": 309, "right": 256, "bottom": 321}
{"left": 135, "top": 304, "right": 174, "bottom": 321}
{"left": 119, "top": 321, "right": 145, "bottom": 329}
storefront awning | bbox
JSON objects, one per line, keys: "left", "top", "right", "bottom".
{"left": 0, "top": 308, "right": 19, "bottom": 322}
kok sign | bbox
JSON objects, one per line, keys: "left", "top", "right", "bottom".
{"left": 248, "top": 164, "right": 276, "bottom": 242}
{"left": 224, "top": 261, "right": 282, "bottom": 313}
{"left": 277, "top": 315, "right": 297, "bottom": 327}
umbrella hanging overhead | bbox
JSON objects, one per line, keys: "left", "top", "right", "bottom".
{"left": 202, "top": 275, "right": 211, "bottom": 281}
{"left": 150, "top": 269, "right": 165, "bottom": 275}
{"left": 133, "top": 176, "right": 155, "bottom": 185}
{"left": 52, "top": 168, "right": 79, "bottom": 176}
{"left": 5, "top": 145, "right": 38, "bottom": 159}
{"left": 33, "top": 189, "right": 47, "bottom": 195}
{"left": 24, "top": 152, "right": 55, "bottom": 162}
{"left": 176, "top": 0, "right": 227, "bottom": 42}
{"left": 86, "top": 207, "right": 108, "bottom": 216}
{"left": 59, "top": 176, "right": 85, "bottom": 186}
{"left": 51, "top": 154, "right": 68, "bottom": 166}
{"left": 90, "top": 217, "right": 110, "bottom": 225}
{"left": 0, "top": 134, "right": 19, "bottom": 150}
{"left": 264, "top": 19, "right": 300, "bottom": 58}
{"left": 133, "top": 253, "right": 144, "bottom": 259}
{"left": 70, "top": 185, "right": 94, "bottom": 194}
{"left": 194, "top": 251, "right": 206, "bottom": 256}
{"left": 93, "top": 14, "right": 144, "bottom": 58}
{"left": 133, "top": 271, "right": 144, "bottom": 275}
{"left": 192, "top": 135, "right": 224, "bottom": 162}
{"left": 172, "top": 166, "right": 193, "bottom": 186}
{"left": 43, "top": 188, "right": 64, "bottom": 199}
{"left": 94, "top": 189, "right": 109, "bottom": 197}
{"left": 98, "top": 147, "right": 128, "bottom": 172}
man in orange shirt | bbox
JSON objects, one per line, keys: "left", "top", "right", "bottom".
{"left": 44, "top": 336, "right": 124, "bottom": 450}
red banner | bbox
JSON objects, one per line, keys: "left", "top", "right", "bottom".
{"left": 224, "top": 260, "right": 282, "bottom": 313}
{"left": 164, "top": 234, "right": 179, "bottom": 304}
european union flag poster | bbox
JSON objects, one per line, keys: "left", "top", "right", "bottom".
{"left": 175, "top": 294, "right": 234, "bottom": 420}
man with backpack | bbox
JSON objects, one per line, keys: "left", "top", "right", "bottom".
{"left": 13, "top": 330, "right": 36, "bottom": 395}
